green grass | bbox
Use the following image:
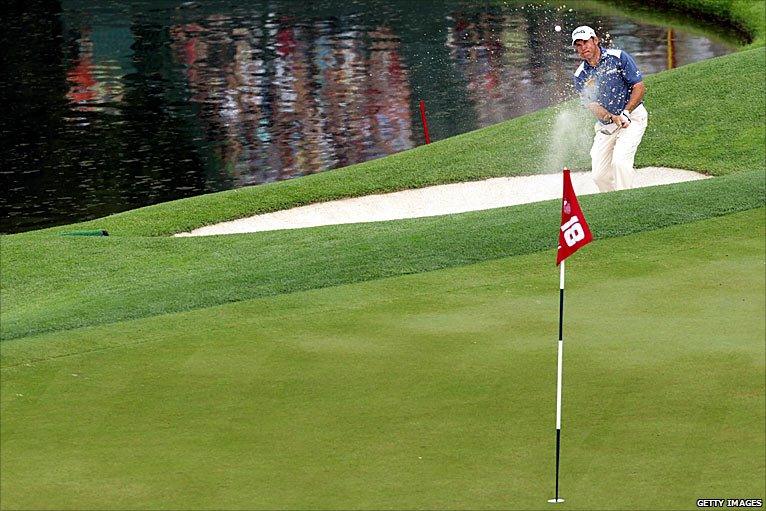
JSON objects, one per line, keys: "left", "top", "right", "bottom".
{"left": 2, "top": 170, "right": 763, "bottom": 342}
{"left": 638, "top": 49, "right": 766, "bottom": 172}
{"left": 2, "top": 209, "right": 763, "bottom": 509}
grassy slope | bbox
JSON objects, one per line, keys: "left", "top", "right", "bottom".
{"left": 7, "top": 45, "right": 764, "bottom": 238}
{"left": 2, "top": 209, "right": 763, "bottom": 509}
{"left": 639, "top": 49, "right": 766, "bottom": 172}
{"left": 2, "top": 170, "right": 763, "bottom": 341}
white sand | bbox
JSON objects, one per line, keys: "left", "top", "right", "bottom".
{"left": 175, "top": 167, "right": 709, "bottom": 237}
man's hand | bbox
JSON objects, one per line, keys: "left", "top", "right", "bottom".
{"left": 589, "top": 102, "right": 631, "bottom": 129}
{"left": 612, "top": 111, "right": 630, "bottom": 128}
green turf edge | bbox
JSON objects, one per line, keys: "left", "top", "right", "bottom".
{"left": 1, "top": 171, "right": 763, "bottom": 342}
{"left": 574, "top": 0, "right": 746, "bottom": 47}
{"left": 4, "top": 5, "right": 763, "bottom": 238}
{"left": 605, "top": 0, "right": 765, "bottom": 48}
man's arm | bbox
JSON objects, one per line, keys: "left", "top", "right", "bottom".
{"left": 623, "top": 81, "right": 645, "bottom": 113}
{"left": 586, "top": 102, "right": 613, "bottom": 123}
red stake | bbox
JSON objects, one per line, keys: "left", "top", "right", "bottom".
{"left": 419, "top": 99, "right": 431, "bottom": 144}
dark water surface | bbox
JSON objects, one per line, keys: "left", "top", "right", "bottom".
{"left": 1, "top": 0, "right": 734, "bottom": 233}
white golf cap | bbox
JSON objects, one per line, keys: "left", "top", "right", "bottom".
{"left": 571, "top": 25, "right": 596, "bottom": 45}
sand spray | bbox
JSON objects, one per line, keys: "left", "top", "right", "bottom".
{"left": 543, "top": 103, "right": 592, "bottom": 175}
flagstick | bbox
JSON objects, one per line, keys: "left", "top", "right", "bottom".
{"left": 549, "top": 260, "right": 566, "bottom": 504}
{"left": 549, "top": 166, "right": 592, "bottom": 503}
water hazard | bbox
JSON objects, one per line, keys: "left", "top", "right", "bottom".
{"left": 1, "top": 0, "right": 735, "bottom": 233}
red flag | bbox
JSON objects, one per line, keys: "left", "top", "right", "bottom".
{"left": 556, "top": 168, "right": 593, "bottom": 265}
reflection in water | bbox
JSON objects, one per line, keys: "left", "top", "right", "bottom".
{"left": 1, "top": 1, "right": 735, "bottom": 233}
{"left": 447, "top": 9, "right": 572, "bottom": 126}
{"left": 167, "top": 15, "right": 412, "bottom": 186}
{"left": 65, "top": 30, "right": 130, "bottom": 114}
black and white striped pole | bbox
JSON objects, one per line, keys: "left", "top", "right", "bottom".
{"left": 548, "top": 259, "right": 566, "bottom": 504}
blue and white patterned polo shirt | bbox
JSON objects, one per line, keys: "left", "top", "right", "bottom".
{"left": 573, "top": 47, "right": 643, "bottom": 118}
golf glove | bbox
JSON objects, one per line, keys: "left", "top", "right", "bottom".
{"left": 619, "top": 110, "right": 631, "bottom": 125}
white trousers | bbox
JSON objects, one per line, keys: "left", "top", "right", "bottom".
{"left": 590, "top": 103, "right": 648, "bottom": 192}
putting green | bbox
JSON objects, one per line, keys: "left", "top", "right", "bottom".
{"left": 2, "top": 208, "right": 763, "bottom": 510}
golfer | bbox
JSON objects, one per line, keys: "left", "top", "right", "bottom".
{"left": 572, "top": 25, "right": 648, "bottom": 191}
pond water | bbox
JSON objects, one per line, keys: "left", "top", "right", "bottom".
{"left": 1, "top": 0, "right": 735, "bottom": 233}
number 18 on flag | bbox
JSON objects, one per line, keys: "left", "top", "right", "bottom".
{"left": 557, "top": 168, "right": 593, "bottom": 265}
{"left": 549, "top": 168, "right": 593, "bottom": 504}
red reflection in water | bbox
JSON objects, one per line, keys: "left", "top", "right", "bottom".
{"left": 65, "top": 28, "right": 126, "bottom": 113}
{"left": 66, "top": 31, "right": 97, "bottom": 105}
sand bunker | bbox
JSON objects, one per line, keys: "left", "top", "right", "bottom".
{"left": 176, "top": 167, "right": 709, "bottom": 237}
